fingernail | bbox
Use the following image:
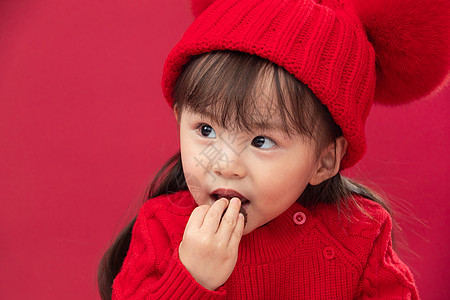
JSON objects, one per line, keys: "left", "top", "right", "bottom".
{"left": 231, "top": 197, "right": 240, "bottom": 205}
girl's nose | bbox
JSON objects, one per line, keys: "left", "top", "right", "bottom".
{"left": 210, "top": 146, "right": 247, "bottom": 179}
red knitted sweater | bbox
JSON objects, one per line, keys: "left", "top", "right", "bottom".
{"left": 112, "top": 190, "right": 418, "bottom": 299}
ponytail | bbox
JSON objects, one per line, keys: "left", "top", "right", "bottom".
{"left": 97, "top": 152, "right": 186, "bottom": 299}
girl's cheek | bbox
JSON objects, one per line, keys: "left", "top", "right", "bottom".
{"left": 185, "top": 174, "right": 204, "bottom": 203}
{"left": 181, "top": 143, "right": 207, "bottom": 191}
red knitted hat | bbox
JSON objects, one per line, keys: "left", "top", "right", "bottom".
{"left": 162, "top": 0, "right": 450, "bottom": 169}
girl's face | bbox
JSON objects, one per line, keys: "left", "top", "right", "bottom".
{"left": 177, "top": 105, "right": 323, "bottom": 235}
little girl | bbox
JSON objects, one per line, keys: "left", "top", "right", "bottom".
{"left": 99, "top": 0, "right": 449, "bottom": 298}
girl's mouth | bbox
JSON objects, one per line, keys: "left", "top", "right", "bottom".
{"left": 211, "top": 193, "right": 250, "bottom": 205}
{"left": 210, "top": 189, "right": 249, "bottom": 226}
{"left": 210, "top": 189, "right": 250, "bottom": 207}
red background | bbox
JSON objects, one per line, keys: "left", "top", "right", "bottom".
{"left": 1, "top": 1, "right": 449, "bottom": 299}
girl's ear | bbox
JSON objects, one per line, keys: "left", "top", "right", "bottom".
{"left": 309, "top": 136, "right": 348, "bottom": 186}
{"left": 173, "top": 105, "right": 180, "bottom": 123}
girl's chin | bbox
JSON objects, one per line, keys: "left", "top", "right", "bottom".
{"left": 242, "top": 227, "right": 252, "bottom": 235}
{"left": 242, "top": 222, "right": 258, "bottom": 235}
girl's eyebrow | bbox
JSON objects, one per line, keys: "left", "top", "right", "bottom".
{"left": 192, "top": 110, "right": 285, "bottom": 132}
{"left": 251, "top": 120, "right": 284, "bottom": 131}
{"left": 193, "top": 111, "right": 216, "bottom": 122}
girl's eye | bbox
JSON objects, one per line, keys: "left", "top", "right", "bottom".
{"left": 198, "top": 124, "right": 216, "bottom": 138}
{"left": 251, "top": 136, "right": 276, "bottom": 149}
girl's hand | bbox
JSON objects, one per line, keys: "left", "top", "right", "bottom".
{"left": 179, "top": 197, "right": 245, "bottom": 291}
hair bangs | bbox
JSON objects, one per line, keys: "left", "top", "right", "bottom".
{"left": 173, "top": 51, "right": 337, "bottom": 146}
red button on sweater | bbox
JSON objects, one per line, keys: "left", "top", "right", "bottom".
{"left": 112, "top": 190, "right": 418, "bottom": 299}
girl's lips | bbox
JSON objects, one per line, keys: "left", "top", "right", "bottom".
{"left": 210, "top": 188, "right": 248, "bottom": 203}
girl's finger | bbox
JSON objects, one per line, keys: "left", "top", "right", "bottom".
{"left": 185, "top": 205, "right": 210, "bottom": 231}
{"left": 217, "top": 197, "right": 241, "bottom": 241}
{"left": 228, "top": 212, "right": 245, "bottom": 249}
{"left": 201, "top": 198, "right": 228, "bottom": 232}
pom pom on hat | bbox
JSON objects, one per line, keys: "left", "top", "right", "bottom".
{"left": 353, "top": 0, "right": 450, "bottom": 105}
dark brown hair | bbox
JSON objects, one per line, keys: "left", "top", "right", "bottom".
{"left": 98, "top": 51, "right": 391, "bottom": 299}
